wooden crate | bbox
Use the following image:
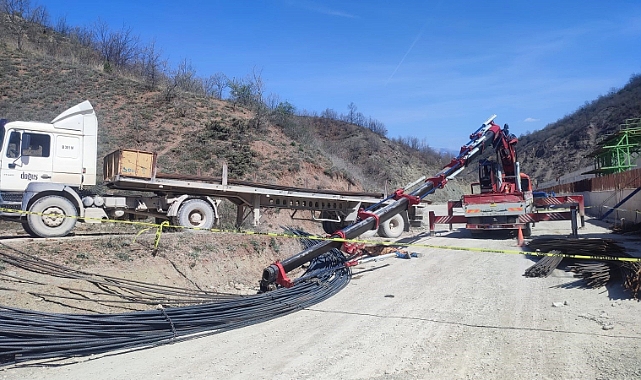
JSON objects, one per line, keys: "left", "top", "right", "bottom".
{"left": 103, "top": 149, "right": 157, "bottom": 181}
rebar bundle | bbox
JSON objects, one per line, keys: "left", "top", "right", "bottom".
{"left": 0, "top": 247, "right": 237, "bottom": 308}
{"left": 621, "top": 262, "right": 641, "bottom": 298}
{"left": 567, "top": 261, "right": 641, "bottom": 299}
{"left": 526, "top": 237, "right": 626, "bottom": 256}
{"left": 0, "top": 231, "right": 351, "bottom": 366}
{"left": 524, "top": 252, "right": 564, "bottom": 277}
{"left": 567, "top": 262, "right": 613, "bottom": 288}
{"left": 526, "top": 237, "right": 641, "bottom": 299}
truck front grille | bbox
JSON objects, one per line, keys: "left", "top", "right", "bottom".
{"left": 0, "top": 192, "right": 23, "bottom": 203}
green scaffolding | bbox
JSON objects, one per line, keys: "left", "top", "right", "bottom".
{"left": 584, "top": 118, "right": 641, "bottom": 176}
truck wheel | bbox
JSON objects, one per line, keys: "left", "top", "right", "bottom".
{"left": 321, "top": 211, "right": 346, "bottom": 234}
{"left": 322, "top": 220, "right": 343, "bottom": 234}
{"left": 22, "top": 222, "right": 35, "bottom": 236}
{"left": 26, "top": 195, "right": 77, "bottom": 238}
{"left": 177, "top": 199, "right": 215, "bottom": 231}
{"left": 523, "top": 223, "right": 532, "bottom": 237}
{"left": 378, "top": 213, "right": 405, "bottom": 238}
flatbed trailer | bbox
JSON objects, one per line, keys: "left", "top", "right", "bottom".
{"left": 102, "top": 155, "right": 422, "bottom": 236}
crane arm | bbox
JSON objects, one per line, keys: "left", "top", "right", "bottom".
{"left": 425, "top": 114, "right": 501, "bottom": 191}
{"left": 259, "top": 115, "right": 504, "bottom": 292}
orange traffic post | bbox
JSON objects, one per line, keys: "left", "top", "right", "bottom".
{"left": 517, "top": 226, "right": 524, "bottom": 247}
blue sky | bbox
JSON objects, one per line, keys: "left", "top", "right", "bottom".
{"left": 43, "top": 0, "right": 641, "bottom": 150}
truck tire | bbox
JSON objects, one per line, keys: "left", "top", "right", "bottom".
{"left": 322, "top": 220, "right": 343, "bottom": 234}
{"left": 26, "top": 195, "right": 77, "bottom": 238}
{"left": 177, "top": 199, "right": 215, "bottom": 231}
{"left": 321, "top": 211, "right": 347, "bottom": 234}
{"left": 21, "top": 222, "right": 35, "bottom": 237}
{"left": 377, "top": 213, "right": 405, "bottom": 238}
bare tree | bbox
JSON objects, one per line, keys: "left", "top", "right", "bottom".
{"left": 250, "top": 67, "right": 267, "bottom": 129}
{"left": 321, "top": 108, "right": 338, "bottom": 119}
{"left": 161, "top": 75, "right": 179, "bottom": 102}
{"left": 228, "top": 77, "right": 255, "bottom": 108}
{"left": 69, "top": 25, "right": 94, "bottom": 47}
{"left": 251, "top": 67, "right": 265, "bottom": 103}
{"left": 54, "top": 15, "right": 71, "bottom": 35}
{"left": 346, "top": 102, "right": 358, "bottom": 124}
{"left": 203, "top": 72, "right": 227, "bottom": 99}
{"left": 95, "top": 20, "right": 139, "bottom": 70}
{"left": 266, "top": 93, "right": 284, "bottom": 111}
{"left": 173, "top": 59, "right": 203, "bottom": 93}
{"left": 139, "top": 40, "right": 165, "bottom": 89}
{"left": 226, "top": 68, "right": 267, "bottom": 128}
{"left": 367, "top": 117, "right": 387, "bottom": 136}
{"left": 26, "top": 2, "right": 46, "bottom": 24}
{"left": 161, "top": 59, "right": 204, "bottom": 101}
{"left": 1, "top": 0, "right": 46, "bottom": 50}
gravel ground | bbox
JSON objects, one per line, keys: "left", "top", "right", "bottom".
{"left": 2, "top": 206, "right": 641, "bottom": 380}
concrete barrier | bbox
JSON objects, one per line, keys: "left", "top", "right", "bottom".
{"left": 581, "top": 188, "right": 641, "bottom": 224}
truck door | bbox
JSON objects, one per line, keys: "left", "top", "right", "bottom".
{"left": 0, "top": 130, "right": 53, "bottom": 192}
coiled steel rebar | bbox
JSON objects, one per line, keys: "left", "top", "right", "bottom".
{"left": 0, "top": 230, "right": 350, "bottom": 366}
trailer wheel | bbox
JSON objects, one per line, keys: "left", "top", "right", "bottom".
{"left": 177, "top": 199, "right": 215, "bottom": 231}
{"left": 321, "top": 211, "right": 347, "bottom": 234}
{"left": 26, "top": 195, "right": 77, "bottom": 238}
{"left": 322, "top": 220, "right": 343, "bottom": 234}
{"left": 378, "top": 213, "right": 405, "bottom": 238}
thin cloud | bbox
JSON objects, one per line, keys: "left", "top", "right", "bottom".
{"left": 386, "top": 26, "right": 425, "bottom": 85}
{"left": 386, "top": 0, "right": 443, "bottom": 85}
{"left": 286, "top": 0, "right": 357, "bottom": 18}
{"left": 524, "top": 118, "right": 540, "bottom": 122}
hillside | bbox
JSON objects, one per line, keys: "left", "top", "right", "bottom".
{"left": 5, "top": 6, "right": 639, "bottom": 206}
{"left": 0, "top": 15, "right": 462, "bottom": 216}
{"left": 519, "top": 74, "right": 641, "bottom": 183}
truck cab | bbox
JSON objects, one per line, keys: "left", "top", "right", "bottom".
{"left": 0, "top": 101, "right": 97, "bottom": 228}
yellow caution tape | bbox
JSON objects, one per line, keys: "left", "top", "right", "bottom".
{"left": 154, "top": 221, "right": 169, "bottom": 249}
{"left": 2, "top": 207, "right": 640, "bottom": 262}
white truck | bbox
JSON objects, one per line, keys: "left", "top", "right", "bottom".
{"left": 0, "top": 101, "right": 422, "bottom": 238}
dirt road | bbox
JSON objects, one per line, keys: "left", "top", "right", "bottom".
{"left": 3, "top": 214, "right": 641, "bottom": 379}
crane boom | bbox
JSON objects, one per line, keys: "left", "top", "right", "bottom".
{"left": 259, "top": 115, "right": 506, "bottom": 292}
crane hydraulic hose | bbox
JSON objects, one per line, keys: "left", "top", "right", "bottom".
{"left": 260, "top": 115, "right": 501, "bottom": 291}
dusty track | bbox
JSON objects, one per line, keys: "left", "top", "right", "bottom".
{"left": 2, "top": 208, "right": 641, "bottom": 379}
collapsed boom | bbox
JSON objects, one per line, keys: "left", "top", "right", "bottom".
{"left": 260, "top": 115, "right": 503, "bottom": 291}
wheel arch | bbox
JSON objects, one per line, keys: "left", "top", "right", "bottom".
{"left": 167, "top": 195, "right": 220, "bottom": 219}
{"left": 22, "top": 183, "right": 83, "bottom": 216}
